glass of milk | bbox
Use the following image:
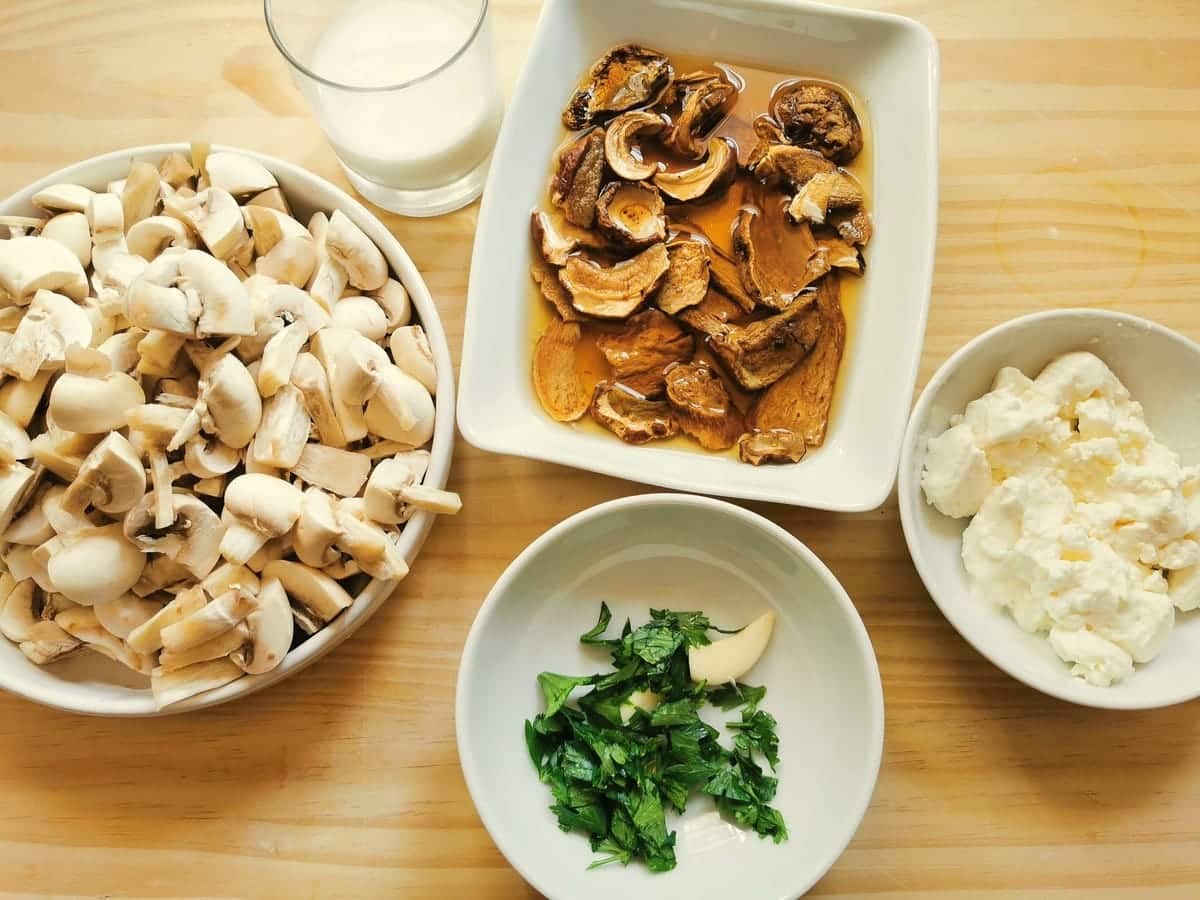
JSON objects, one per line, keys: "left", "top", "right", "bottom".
{"left": 265, "top": 0, "right": 503, "bottom": 217}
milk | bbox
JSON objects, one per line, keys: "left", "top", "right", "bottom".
{"left": 306, "top": 0, "right": 503, "bottom": 191}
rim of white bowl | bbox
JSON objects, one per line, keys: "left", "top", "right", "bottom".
{"left": 0, "top": 143, "right": 456, "bottom": 716}
{"left": 455, "top": 492, "right": 885, "bottom": 898}
{"left": 898, "top": 307, "right": 1200, "bottom": 711}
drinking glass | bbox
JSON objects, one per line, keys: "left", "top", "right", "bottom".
{"left": 265, "top": 0, "right": 504, "bottom": 217}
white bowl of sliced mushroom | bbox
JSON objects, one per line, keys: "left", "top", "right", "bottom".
{"left": 0, "top": 143, "right": 458, "bottom": 715}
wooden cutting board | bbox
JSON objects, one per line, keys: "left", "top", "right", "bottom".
{"left": 0, "top": 0, "right": 1197, "bottom": 896}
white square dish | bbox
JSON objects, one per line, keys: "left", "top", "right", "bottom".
{"left": 459, "top": 0, "right": 938, "bottom": 511}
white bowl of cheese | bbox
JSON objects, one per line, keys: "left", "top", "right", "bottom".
{"left": 898, "top": 309, "right": 1200, "bottom": 709}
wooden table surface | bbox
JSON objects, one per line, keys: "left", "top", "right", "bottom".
{"left": 2, "top": 1, "right": 1199, "bottom": 897}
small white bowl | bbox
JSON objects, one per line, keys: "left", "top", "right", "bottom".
{"left": 899, "top": 309, "right": 1200, "bottom": 710}
{"left": 0, "top": 143, "right": 456, "bottom": 716}
{"left": 459, "top": 0, "right": 939, "bottom": 511}
{"left": 456, "top": 493, "right": 883, "bottom": 899}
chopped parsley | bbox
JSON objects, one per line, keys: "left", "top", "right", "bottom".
{"left": 524, "top": 603, "right": 787, "bottom": 873}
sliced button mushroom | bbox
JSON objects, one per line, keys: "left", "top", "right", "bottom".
{"left": 42, "top": 484, "right": 97, "bottom": 535}
{"left": 331, "top": 295, "right": 388, "bottom": 341}
{"left": 293, "top": 487, "right": 341, "bottom": 568}
{"left": 61, "top": 433, "right": 145, "bottom": 515}
{"left": 262, "top": 559, "right": 353, "bottom": 635}
{"left": 158, "top": 623, "right": 250, "bottom": 672}
{"left": 325, "top": 210, "right": 387, "bottom": 291}
{"left": 183, "top": 436, "right": 239, "bottom": 479}
{"left": 653, "top": 138, "right": 736, "bottom": 203}
{"left": 562, "top": 44, "right": 673, "bottom": 130}
{"left": 291, "top": 443, "right": 371, "bottom": 497}
{"left": 54, "top": 606, "right": 153, "bottom": 674}
{"left": 5, "top": 491, "right": 54, "bottom": 546}
{"left": 363, "top": 454, "right": 461, "bottom": 524}
{"left": 604, "top": 110, "right": 667, "bottom": 180}
{"left": 290, "top": 351, "right": 346, "bottom": 447}
{"left": 595, "top": 308, "right": 693, "bottom": 399}
{"left": 230, "top": 576, "right": 293, "bottom": 675}
{"left": 595, "top": 182, "right": 667, "bottom": 250}
{"left": 333, "top": 499, "right": 409, "bottom": 580}
{"left": 205, "top": 151, "right": 278, "bottom": 197}
{"left": 19, "top": 619, "right": 81, "bottom": 665}
{"left": 250, "top": 383, "right": 310, "bottom": 469}
{"left": 558, "top": 243, "right": 670, "bottom": 319}
{"left": 179, "top": 249, "right": 254, "bottom": 337}
{"left": 124, "top": 492, "right": 225, "bottom": 579}
{"left": 0, "top": 236, "right": 89, "bottom": 305}
{"left": 363, "top": 364, "right": 435, "bottom": 446}
{"left": 151, "top": 657, "right": 243, "bottom": 709}
{"left": 0, "top": 370, "right": 51, "bottom": 428}
{"left": 126, "top": 584, "right": 206, "bottom": 653}
{"left": 242, "top": 205, "right": 310, "bottom": 256}
{"left": 159, "top": 151, "right": 197, "bottom": 189}
{"left": 655, "top": 241, "right": 710, "bottom": 315}
{"left": 48, "top": 356, "right": 146, "bottom": 434}
{"left": 590, "top": 384, "right": 677, "bottom": 444}
{"left": 219, "top": 473, "right": 302, "bottom": 565}
{"left": 174, "top": 188, "right": 247, "bottom": 260}
{"left": 32, "top": 183, "right": 96, "bottom": 213}
{"left": 0, "top": 459, "right": 37, "bottom": 535}
{"left": 125, "top": 250, "right": 200, "bottom": 335}
{"left": 200, "top": 563, "right": 261, "bottom": 600}
{"left": 388, "top": 325, "right": 436, "bottom": 394}
{"left": 709, "top": 296, "right": 822, "bottom": 391}
{"left": 160, "top": 587, "right": 256, "bottom": 653}
{"left": 738, "top": 429, "right": 808, "bottom": 465}
{"left": 135, "top": 329, "right": 187, "bottom": 377}
{"left": 369, "top": 278, "right": 412, "bottom": 331}
{"left": 169, "top": 352, "right": 262, "bottom": 451}
{"left": 551, "top": 130, "right": 606, "bottom": 229}
{"left": 661, "top": 71, "right": 738, "bottom": 158}
{"left": 256, "top": 236, "right": 317, "bottom": 288}
{"left": 0, "top": 410, "right": 32, "bottom": 461}
{"left": 121, "top": 161, "right": 161, "bottom": 229}
{"left": 87, "top": 192, "right": 125, "bottom": 248}
{"left": 664, "top": 361, "right": 745, "bottom": 450}
{"left": 532, "top": 319, "right": 589, "bottom": 423}
{"left": 0, "top": 579, "right": 39, "bottom": 642}
{"left": 41, "top": 212, "right": 92, "bottom": 268}
{"left": 126, "top": 215, "right": 193, "bottom": 261}
{"left": 309, "top": 327, "right": 375, "bottom": 442}
{"left": 93, "top": 592, "right": 162, "bottom": 640}
{"left": 132, "top": 556, "right": 191, "bottom": 598}
{"left": 240, "top": 282, "right": 330, "bottom": 362}
{"left": 46, "top": 523, "right": 146, "bottom": 606}
{"left": 256, "top": 319, "right": 309, "bottom": 399}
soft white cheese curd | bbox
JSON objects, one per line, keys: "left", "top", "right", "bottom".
{"left": 922, "top": 352, "right": 1197, "bottom": 686}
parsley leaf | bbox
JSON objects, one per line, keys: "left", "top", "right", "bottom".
{"left": 708, "top": 682, "right": 767, "bottom": 711}
{"left": 537, "top": 672, "right": 596, "bottom": 717}
{"left": 729, "top": 709, "right": 781, "bottom": 769}
{"left": 579, "top": 601, "right": 615, "bottom": 646}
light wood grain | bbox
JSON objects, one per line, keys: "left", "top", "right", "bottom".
{"left": 1, "top": 0, "right": 1199, "bottom": 897}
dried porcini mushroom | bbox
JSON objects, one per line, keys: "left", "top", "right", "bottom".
{"left": 590, "top": 384, "right": 677, "bottom": 444}
{"left": 533, "top": 319, "right": 590, "bottom": 422}
{"left": 551, "top": 130, "right": 606, "bottom": 228}
{"left": 530, "top": 210, "right": 606, "bottom": 267}
{"left": 769, "top": 81, "right": 863, "bottom": 163}
{"left": 594, "top": 182, "right": 667, "bottom": 250}
{"left": 817, "top": 235, "right": 864, "bottom": 273}
{"left": 830, "top": 208, "right": 873, "bottom": 247}
{"left": 661, "top": 71, "right": 738, "bottom": 158}
{"left": 604, "top": 111, "right": 667, "bottom": 181}
{"left": 785, "top": 170, "right": 865, "bottom": 225}
{"left": 709, "top": 296, "right": 823, "bottom": 391}
{"left": 595, "top": 309, "right": 693, "bottom": 398}
{"left": 655, "top": 242, "right": 710, "bottom": 315}
{"left": 747, "top": 142, "right": 835, "bottom": 190}
{"left": 677, "top": 289, "right": 747, "bottom": 336}
{"left": 753, "top": 276, "right": 845, "bottom": 446}
{"left": 653, "top": 138, "right": 736, "bottom": 203}
{"left": 738, "top": 429, "right": 808, "bottom": 465}
{"left": 562, "top": 44, "right": 673, "bottom": 131}
{"left": 559, "top": 243, "right": 670, "bottom": 319}
{"left": 664, "top": 361, "right": 745, "bottom": 450}
{"left": 732, "top": 208, "right": 830, "bottom": 310}
{"left": 531, "top": 259, "right": 582, "bottom": 323}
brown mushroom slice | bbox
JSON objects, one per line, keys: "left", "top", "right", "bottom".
{"left": 595, "top": 183, "right": 667, "bottom": 250}
{"left": 604, "top": 111, "right": 667, "bottom": 181}
{"left": 785, "top": 171, "right": 865, "bottom": 226}
{"left": 653, "top": 138, "right": 736, "bottom": 203}
{"left": 562, "top": 44, "right": 673, "bottom": 130}
{"left": 590, "top": 384, "right": 677, "bottom": 444}
{"left": 595, "top": 309, "right": 693, "bottom": 398}
{"left": 677, "top": 289, "right": 745, "bottom": 337}
{"left": 738, "top": 430, "right": 808, "bottom": 465}
{"left": 533, "top": 320, "right": 590, "bottom": 422}
{"left": 672, "top": 221, "right": 754, "bottom": 312}
{"left": 732, "top": 208, "right": 830, "bottom": 310}
{"left": 551, "top": 130, "right": 606, "bottom": 228}
{"left": 769, "top": 81, "right": 863, "bottom": 163}
{"left": 559, "top": 243, "right": 669, "bottom": 319}
{"left": 530, "top": 210, "right": 607, "bottom": 266}
{"left": 753, "top": 276, "right": 845, "bottom": 446}
{"left": 662, "top": 71, "right": 738, "bottom": 158}
{"left": 665, "top": 362, "right": 744, "bottom": 450}
{"left": 531, "top": 260, "right": 582, "bottom": 323}
{"left": 747, "top": 142, "right": 836, "bottom": 190}
{"left": 817, "top": 235, "right": 864, "bottom": 273}
{"left": 829, "top": 208, "right": 873, "bottom": 247}
{"left": 709, "top": 296, "right": 823, "bottom": 391}
{"left": 655, "top": 242, "right": 710, "bottom": 315}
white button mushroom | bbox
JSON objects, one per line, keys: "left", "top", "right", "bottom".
{"left": 54, "top": 605, "right": 154, "bottom": 674}
{"left": 121, "top": 161, "right": 161, "bottom": 229}
{"left": 123, "top": 492, "right": 225, "bottom": 580}
{"left": 41, "top": 212, "right": 92, "bottom": 268}
{"left": 126, "top": 215, "right": 193, "bottom": 261}
{"left": 48, "top": 355, "right": 146, "bottom": 434}
{"left": 388, "top": 325, "right": 437, "bottom": 394}
{"left": 219, "top": 473, "right": 302, "bottom": 565}
{"left": 178, "top": 248, "right": 254, "bottom": 337}
{"left": 160, "top": 587, "right": 256, "bottom": 653}
{"left": 257, "top": 320, "right": 309, "bottom": 397}
{"left": 61, "top": 433, "right": 146, "bottom": 515}
{"left": 126, "top": 584, "right": 206, "bottom": 654}
{"left": 32, "top": 183, "right": 96, "bottom": 214}
{"left": 151, "top": 657, "right": 243, "bottom": 710}
{"left": 289, "top": 351, "right": 346, "bottom": 447}
{"left": 369, "top": 278, "right": 412, "bottom": 331}
{"left": 250, "top": 383, "right": 310, "bottom": 469}
{"left": 93, "top": 593, "right": 163, "bottom": 640}
{"left": 331, "top": 295, "right": 388, "bottom": 341}
{"left": 0, "top": 237, "right": 88, "bottom": 306}
{"left": 230, "top": 575, "right": 293, "bottom": 675}
{"left": 363, "top": 452, "right": 461, "bottom": 524}
{"left": 261, "top": 558, "right": 353, "bottom": 635}
{"left": 291, "top": 443, "right": 371, "bottom": 498}
{"left": 325, "top": 210, "right": 388, "bottom": 291}
{"left": 205, "top": 152, "right": 278, "bottom": 197}
{"left": 333, "top": 498, "right": 409, "bottom": 581}
{"left": 364, "top": 363, "right": 435, "bottom": 447}
{"left": 293, "top": 487, "right": 341, "bottom": 569}
{"left": 46, "top": 523, "right": 146, "bottom": 606}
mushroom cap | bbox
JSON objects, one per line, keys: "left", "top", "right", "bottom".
{"left": 769, "top": 81, "right": 863, "bottom": 163}
{"left": 205, "top": 151, "right": 279, "bottom": 197}
{"left": 202, "top": 353, "right": 262, "bottom": 449}
{"left": 325, "top": 210, "right": 387, "bottom": 291}
{"left": 93, "top": 593, "right": 162, "bottom": 640}
{"left": 363, "top": 364, "right": 436, "bottom": 446}
{"left": 562, "top": 44, "right": 673, "bottom": 130}
{"left": 127, "top": 216, "right": 192, "bottom": 261}
{"left": 603, "top": 110, "right": 667, "bottom": 181}
{"left": 558, "top": 243, "right": 670, "bottom": 319}
{"left": 183, "top": 436, "right": 240, "bottom": 478}
{"left": 47, "top": 523, "right": 146, "bottom": 606}
{"left": 32, "top": 183, "right": 96, "bottom": 213}
{"left": 653, "top": 137, "right": 737, "bottom": 203}
{"left": 179, "top": 249, "right": 254, "bottom": 338}
{"left": 231, "top": 576, "right": 293, "bottom": 675}
{"left": 594, "top": 182, "right": 667, "bottom": 250}
{"left": 65, "top": 432, "right": 146, "bottom": 514}
{"left": 261, "top": 559, "right": 353, "bottom": 634}
{"left": 4, "top": 289, "right": 93, "bottom": 380}
{"left": 48, "top": 370, "right": 146, "bottom": 434}
{"left": 41, "top": 212, "right": 92, "bottom": 268}
{"left": 223, "top": 473, "right": 302, "bottom": 537}
{"left": 293, "top": 487, "right": 341, "bottom": 568}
